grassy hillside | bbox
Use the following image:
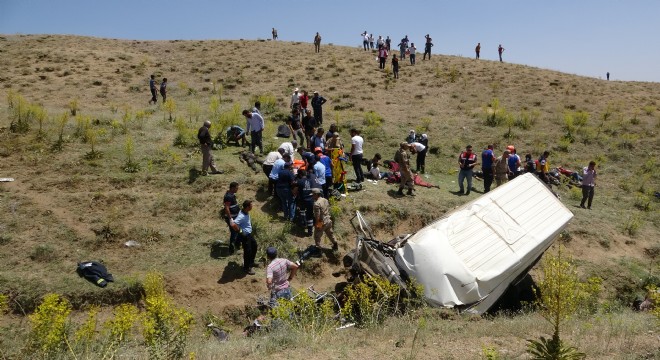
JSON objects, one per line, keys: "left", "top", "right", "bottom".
{"left": 0, "top": 34, "right": 658, "bottom": 359}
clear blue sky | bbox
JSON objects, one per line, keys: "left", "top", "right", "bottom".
{"left": 1, "top": 0, "right": 659, "bottom": 82}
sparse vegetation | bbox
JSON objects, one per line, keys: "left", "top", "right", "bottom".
{"left": 0, "top": 35, "right": 658, "bottom": 360}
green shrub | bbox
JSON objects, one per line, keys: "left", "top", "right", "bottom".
{"left": 622, "top": 215, "right": 643, "bottom": 236}
{"left": 29, "top": 294, "right": 72, "bottom": 355}
{"left": 270, "top": 291, "right": 338, "bottom": 335}
{"left": 30, "top": 244, "right": 56, "bottom": 262}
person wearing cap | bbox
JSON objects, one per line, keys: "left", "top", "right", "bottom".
{"left": 263, "top": 148, "right": 285, "bottom": 196}
{"left": 266, "top": 246, "right": 298, "bottom": 306}
{"left": 197, "top": 120, "right": 222, "bottom": 176}
{"left": 410, "top": 134, "right": 428, "bottom": 173}
{"left": 290, "top": 88, "right": 300, "bottom": 111}
{"left": 242, "top": 109, "right": 265, "bottom": 155}
{"left": 458, "top": 145, "right": 477, "bottom": 195}
{"left": 231, "top": 200, "right": 257, "bottom": 275}
{"left": 395, "top": 142, "right": 415, "bottom": 196}
{"left": 481, "top": 144, "right": 496, "bottom": 193}
{"left": 350, "top": 128, "right": 365, "bottom": 183}
{"left": 312, "top": 188, "right": 338, "bottom": 251}
{"left": 507, "top": 145, "right": 522, "bottom": 179}
{"left": 493, "top": 150, "right": 511, "bottom": 187}
{"left": 311, "top": 91, "right": 327, "bottom": 126}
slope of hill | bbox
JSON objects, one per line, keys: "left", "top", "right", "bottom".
{"left": 0, "top": 35, "right": 658, "bottom": 359}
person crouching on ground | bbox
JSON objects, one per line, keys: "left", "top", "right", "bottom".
{"left": 231, "top": 200, "right": 257, "bottom": 275}
{"left": 312, "top": 188, "right": 338, "bottom": 251}
{"left": 266, "top": 246, "right": 298, "bottom": 306}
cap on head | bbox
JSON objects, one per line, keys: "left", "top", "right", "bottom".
{"left": 266, "top": 246, "right": 277, "bottom": 258}
{"left": 294, "top": 87, "right": 299, "bottom": 92}
{"left": 204, "top": 120, "right": 211, "bottom": 127}
{"left": 311, "top": 188, "right": 322, "bottom": 195}
{"left": 313, "top": 91, "right": 318, "bottom": 94}
{"left": 507, "top": 145, "right": 515, "bottom": 151}
{"left": 409, "top": 129, "right": 415, "bottom": 134}
{"left": 421, "top": 134, "right": 428, "bottom": 139}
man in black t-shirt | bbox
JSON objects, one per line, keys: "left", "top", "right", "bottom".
{"left": 224, "top": 182, "right": 241, "bottom": 253}
{"left": 287, "top": 109, "right": 305, "bottom": 149}
{"left": 198, "top": 121, "right": 221, "bottom": 176}
{"left": 294, "top": 169, "right": 315, "bottom": 235}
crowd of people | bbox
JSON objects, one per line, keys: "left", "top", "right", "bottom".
{"left": 149, "top": 31, "right": 598, "bottom": 305}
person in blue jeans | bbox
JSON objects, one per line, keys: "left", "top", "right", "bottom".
{"left": 481, "top": 144, "right": 496, "bottom": 193}
{"left": 276, "top": 162, "right": 296, "bottom": 221}
{"left": 458, "top": 145, "right": 477, "bottom": 195}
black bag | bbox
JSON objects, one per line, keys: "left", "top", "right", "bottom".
{"left": 276, "top": 124, "right": 291, "bottom": 138}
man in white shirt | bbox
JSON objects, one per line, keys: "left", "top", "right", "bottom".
{"left": 290, "top": 88, "right": 300, "bottom": 111}
{"left": 279, "top": 140, "right": 298, "bottom": 160}
{"left": 242, "top": 109, "right": 265, "bottom": 154}
{"left": 263, "top": 148, "right": 285, "bottom": 196}
{"left": 350, "top": 128, "right": 365, "bottom": 183}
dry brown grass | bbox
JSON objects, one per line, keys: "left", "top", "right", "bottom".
{"left": 0, "top": 34, "right": 658, "bottom": 358}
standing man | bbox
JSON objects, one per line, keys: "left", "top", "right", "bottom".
{"left": 276, "top": 162, "right": 296, "bottom": 221}
{"left": 481, "top": 144, "right": 496, "bottom": 193}
{"left": 314, "top": 32, "right": 321, "bottom": 53}
{"left": 493, "top": 150, "right": 511, "bottom": 187}
{"left": 410, "top": 134, "right": 428, "bottom": 173}
{"left": 361, "top": 31, "right": 369, "bottom": 51}
{"left": 223, "top": 182, "right": 241, "bottom": 253}
{"left": 148, "top": 75, "right": 158, "bottom": 104}
{"left": 312, "top": 188, "right": 338, "bottom": 251}
{"left": 272, "top": 28, "right": 278, "bottom": 40}
{"left": 197, "top": 121, "right": 221, "bottom": 176}
{"left": 316, "top": 148, "right": 333, "bottom": 198}
{"left": 580, "top": 161, "right": 597, "bottom": 209}
{"left": 262, "top": 148, "right": 285, "bottom": 196}
{"left": 350, "top": 129, "right": 364, "bottom": 183}
{"left": 378, "top": 45, "right": 389, "bottom": 70}
{"left": 385, "top": 36, "right": 391, "bottom": 51}
{"left": 507, "top": 146, "right": 522, "bottom": 179}
{"left": 475, "top": 42, "right": 481, "bottom": 59}
{"left": 252, "top": 101, "right": 262, "bottom": 116}
{"left": 395, "top": 142, "right": 415, "bottom": 196}
{"left": 423, "top": 34, "right": 433, "bottom": 60}
{"left": 290, "top": 88, "right": 301, "bottom": 112}
{"left": 231, "top": 200, "right": 257, "bottom": 275}
{"left": 398, "top": 35, "right": 409, "bottom": 60}
{"left": 294, "top": 169, "right": 315, "bottom": 235}
{"left": 408, "top": 43, "right": 417, "bottom": 65}
{"left": 159, "top": 78, "right": 168, "bottom": 103}
{"left": 458, "top": 145, "right": 477, "bottom": 195}
{"left": 606, "top": 72, "right": 610, "bottom": 81}
{"left": 311, "top": 91, "right": 327, "bottom": 126}
{"left": 243, "top": 109, "right": 265, "bottom": 155}
{"left": 313, "top": 153, "right": 327, "bottom": 200}
{"left": 287, "top": 109, "right": 305, "bottom": 149}
{"left": 266, "top": 247, "right": 298, "bottom": 306}
{"left": 498, "top": 44, "right": 505, "bottom": 62}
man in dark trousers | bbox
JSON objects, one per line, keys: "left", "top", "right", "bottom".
{"left": 423, "top": 34, "right": 433, "bottom": 60}
{"left": 311, "top": 91, "right": 327, "bottom": 126}
{"left": 481, "top": 144, "right": 496, "bottom": 193}
{"left": 160, "top": 77, "right": 168, "bottom": 102}
{"left": 198, "top": 121, "right": 221, "bottom": 176}
{"left": 231, "top": 200, "right": 257, "bottom": 275}
{"left": 223, "top": 182, "right": 241, "bottom": 253}
{"left": 148, "top": 75, "right": 158, "bottom": 104}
